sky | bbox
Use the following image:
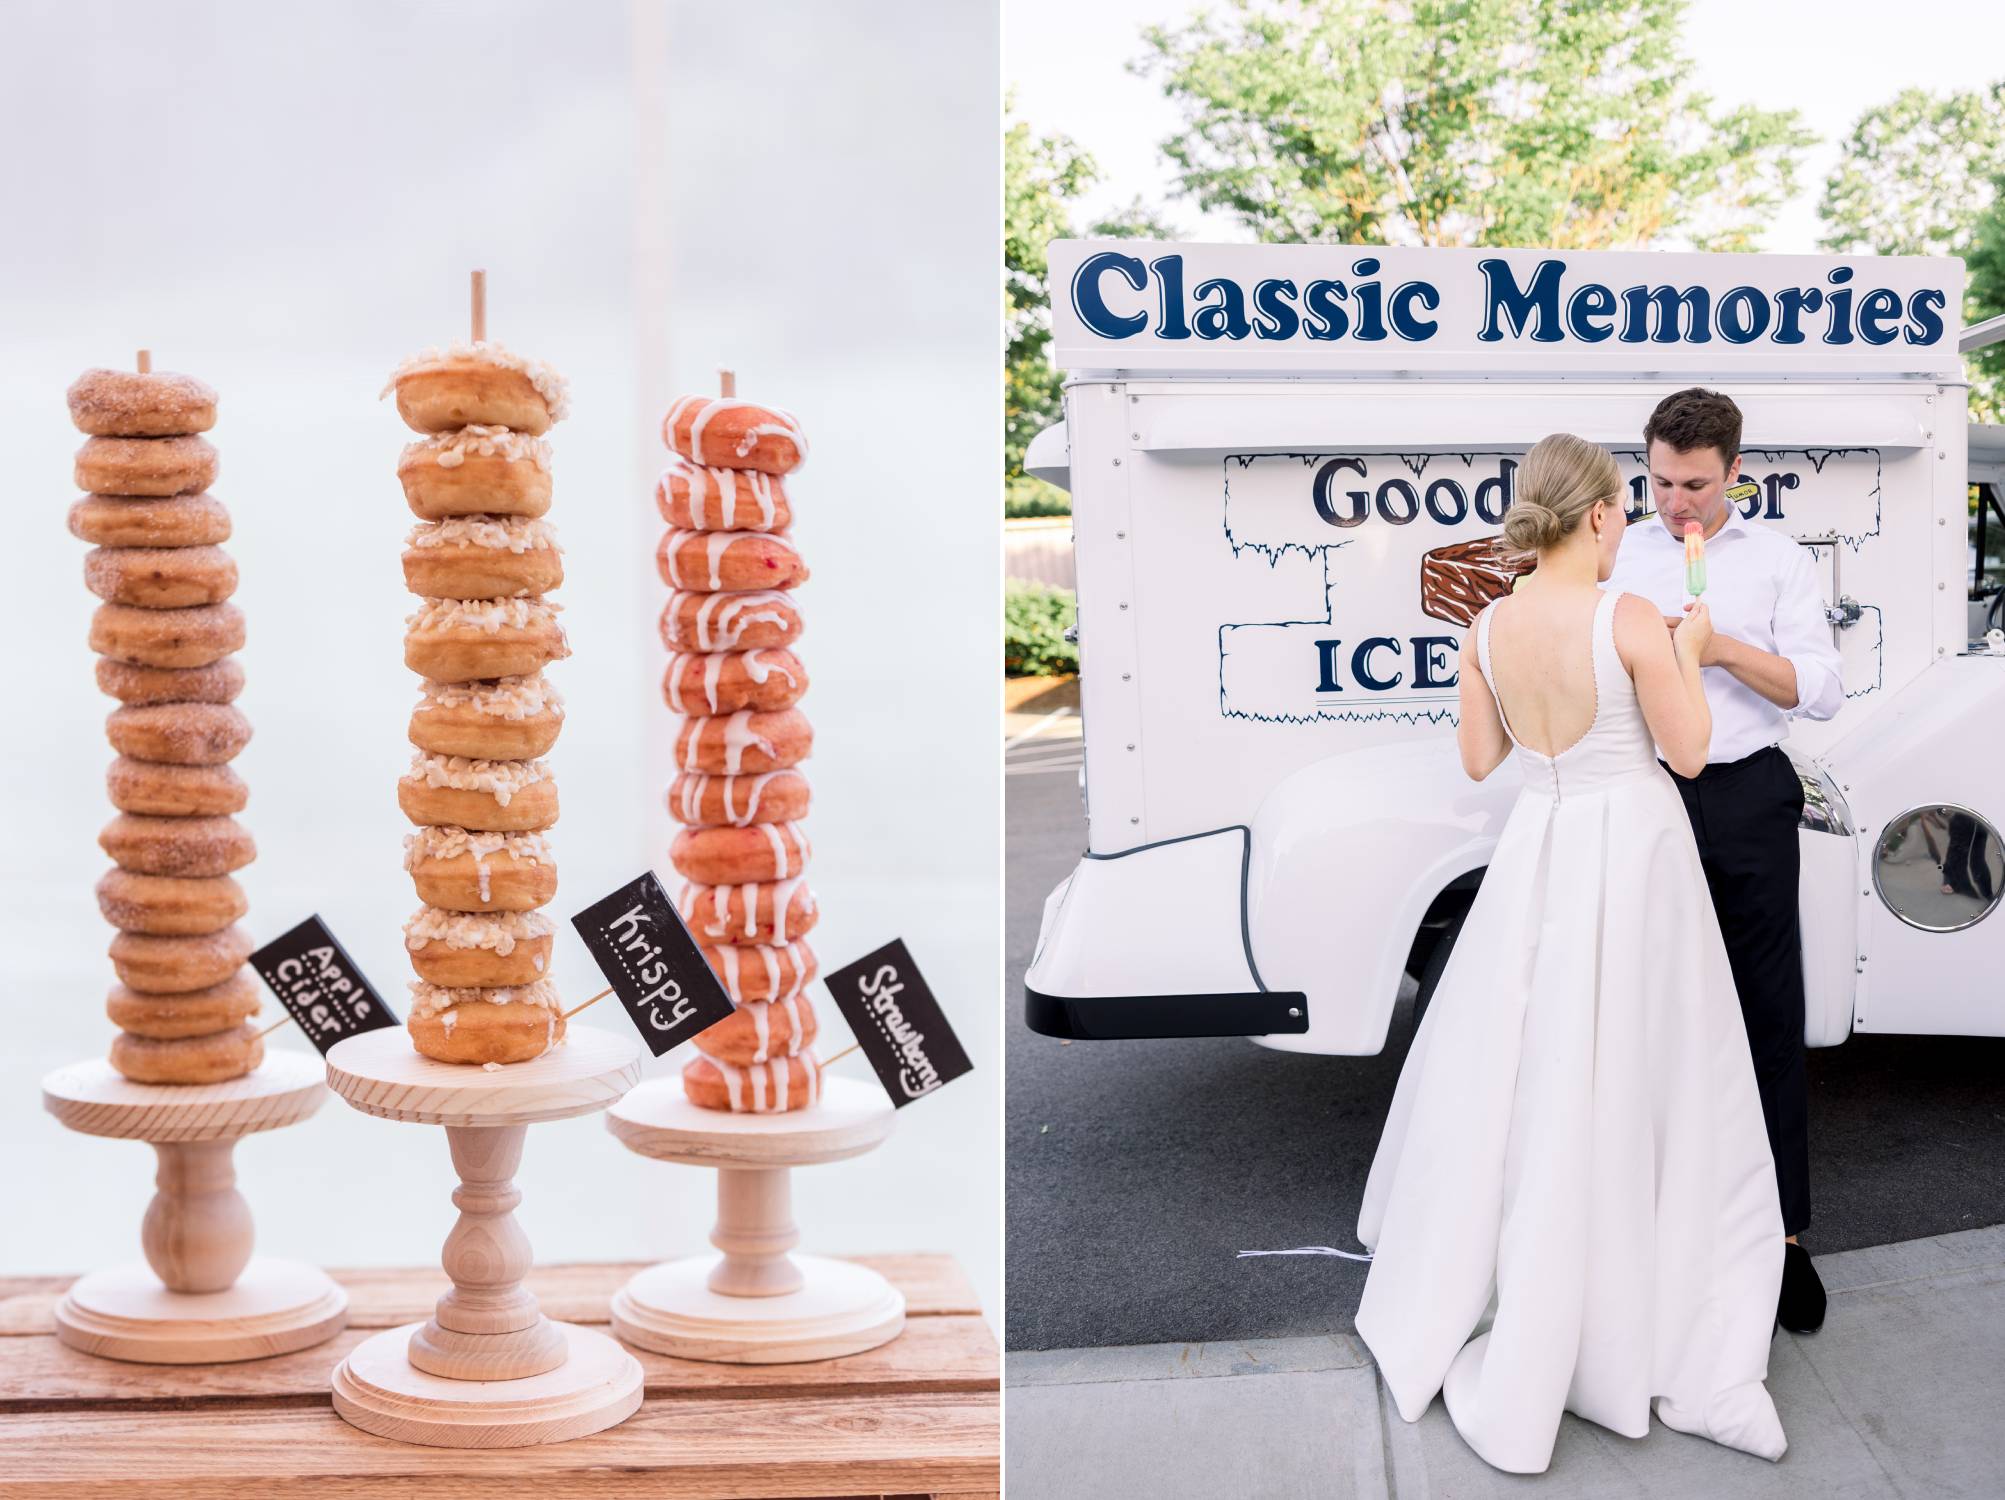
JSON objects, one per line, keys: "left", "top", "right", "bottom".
{"left": 1006, "top": 0, "right": 2005, "bottom": 253}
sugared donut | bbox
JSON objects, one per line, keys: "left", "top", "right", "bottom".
{"left": 96, "top": 656, "right": 244, "bottom": 706}
{"left": 110, "top": 1024, "right": 262, "bottom": 1085}
{"left": 674, "top": 708, "right": 812, "bottom": 775}
{"left": 670, "top": 821, "right": 810, "bottom": 885}
{"left": 404, "top": 596, "right": 568, "bottom": 682}
{"left": 690, "top": 995, "right": 818, "bottom": 1067}
{"left": 398, "top": 427, "right": 553, "bottom": 520}
{"left": 662, "top": 396, "right": 807, "bottom": 475}
{"left": 409, "top": 674, "right": 564, "bottom": 760}
{"left": 384, "top": 344, "right": 569, "bottom": 436}
{"left": 108, "top": 924, "right": 253, "bottom": 993}
{"left": 96, "top": 869, "right": 246, "bottom": 936}
{"left": 90, "top": 601, "right": 244, "bottom": 669}
{"left": 403, "top": 516, "right": 563, "bottom": 599}
{"left": 656, "top": 456, "right": 792, "bottom": 532}
{"left": 677, "top": 877, "right": 818, "bottom": 947}
{"left": 74, "top": 435, "right": 218, "bottom": 497}
{"left": 663, "top": 648, "right": 807, "bottom": 716}
{"left": 405, "top": 906, "right": 555, "bottom": 988}
{"left": 701, "top": 939, "right": 817, "bottom": 1004}
{"left": 69, "top": 492, "right": 230, "bottom": 548}
{"left": 403, "top": 826, "right": 556, "bottom": 910}
{"left": 67, "top": 368, "right": 218, "bottom": 437}
{"left": 405, "top": 980, "right": 565, "bottom": 1065}
{"left": 681, "top": 1052, "right": 821, "bottom": 1113}
{"left": 660, "top": 589, "right": 803, "bottom": 654}
{"left": 100, "top": 813, "right": 255, "bottom": 878}
{"left": 667, "top": 768, "right": 811, "bottom": 828}
{"left": 656, "top": 529, "right": 808, "bottom": 592}
{"left": 107, "top": 757, "right": 247, "bottom": 817}
{"left": 107, "top": 973, "right": 259, "bottom": 1038}
{"left": 398, "top": 755, "right": 558, "bottom": 833}
{"left": 105, "top": 703, "right": 252, "bottom": 766}
{"left": 84, "top": 545, "right": 237, "bottom": 608}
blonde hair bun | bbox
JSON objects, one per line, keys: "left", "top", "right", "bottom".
{"left": 1505, "top": 433, "right": 1623, "bottom": 553}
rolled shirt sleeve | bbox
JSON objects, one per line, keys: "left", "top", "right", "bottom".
{"left": 1773, "top": 544, "right": 1844, "bottom": 720}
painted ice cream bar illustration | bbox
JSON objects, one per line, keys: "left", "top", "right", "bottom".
{"left": 1684, "top": 521, "right": 1706, "bottom": 599}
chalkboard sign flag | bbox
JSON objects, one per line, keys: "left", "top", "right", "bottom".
{"left": 250, "top": 915, "right": 397, "bottom": 1055}
{"left": 823, "top": 939, "right": 972, "bottom": 1107}
{"left": 570, "top": 872, "right": 736, "bottom": 1057}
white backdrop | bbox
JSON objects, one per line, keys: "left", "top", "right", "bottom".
{"left": 0, "top": 1, "right": 1001, "bottom": 1324}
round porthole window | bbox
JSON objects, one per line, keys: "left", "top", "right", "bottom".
{"left": 1873, "top": 804, "right": 2005, "bottom": 933}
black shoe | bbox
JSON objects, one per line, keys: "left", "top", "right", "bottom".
{"left": 1777, "top": 1241, "right": 1826, "bottom": 1333}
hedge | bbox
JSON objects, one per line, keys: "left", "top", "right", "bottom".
{"left": 1004, "top": 579, "right": 1078, "bottom": 677}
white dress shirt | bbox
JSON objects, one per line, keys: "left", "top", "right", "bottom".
{"left": 1604, "top": 508, "right": 1843, "bottom": 764}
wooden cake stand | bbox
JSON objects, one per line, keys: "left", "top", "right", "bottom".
{"left": 40, "top": 1049, "right": 349, "bottom": 1364}
{"left": 323, "top": 1025, "right": 645, "bottom": 1448}
{"left": 605, "top": 1072, "right": 905, "bottom": 1363}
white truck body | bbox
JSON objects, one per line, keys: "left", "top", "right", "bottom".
{"left": 1025, "top": 240, "right": 2005, "bottom": 1053}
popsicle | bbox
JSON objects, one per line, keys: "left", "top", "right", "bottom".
{"left": 1683, "top": 520, "right": 1707, "bottom": 600}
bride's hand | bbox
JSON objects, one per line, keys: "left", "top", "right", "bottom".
{"left": 1675, "top": 602, "right": 1714, "bottom": 663}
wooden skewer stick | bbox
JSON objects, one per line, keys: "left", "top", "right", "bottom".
{"left": 471, "top": 268, "right": 487, "bottom": 343}
{"left": 136, "top": 349, "right": 151, "bottom": 374}
{"left": 821, "top": 1041, "right": 861, "bottom": 1068}
{"left": 562, "top": 985, "right": 613, "bottom": 1021}
{"left": 254, "top": 1014, "right": 295, "bottom": 1041}
{"left": 718, "top": 368, "right": 736, "bottom": 398}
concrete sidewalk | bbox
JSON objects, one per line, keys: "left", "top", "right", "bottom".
{"left": 1006, "top": 1223, "right": 2005, "bottom": 1498}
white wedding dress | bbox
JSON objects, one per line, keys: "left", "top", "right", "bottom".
{"left": 1354, "top": 587, "right": 1787, "bottom": 1473}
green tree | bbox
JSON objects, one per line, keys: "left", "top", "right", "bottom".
{"left": 1965, "top": 172, "right": 2005, "bottom": 411}
{"left": 1005, "top": 101, "right": 1173, "bottom": 517}
{"left": 1136, "top": 0, "right": 1812, "bottom": 251}
{"left": 1819, "top": 85, "right": 2005, "bottom": 258}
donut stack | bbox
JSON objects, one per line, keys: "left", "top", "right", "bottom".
{"left": 385, "top": 341, "right": 572, "bottom": 1066}
{"left": 656, "top": 395, "right": 821, "bottom": 1112}
{"left": 66, "top": 364, "right": 262, "bottom": 1085}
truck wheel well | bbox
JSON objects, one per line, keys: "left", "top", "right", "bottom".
{"left": 1402, "top": 868, "right": 1486, "bottom": 987}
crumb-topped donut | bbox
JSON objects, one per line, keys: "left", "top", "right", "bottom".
{"left": 75, "top": 435, "right": 218, "bottom": 497}
{"left": 105, "top": 703, "right": 252, "bottom": 766}
{"left": 690, "top": 994, "right": 818, "bottom": 1067}
{"left": 384, "top": 342, "right": 569, "bottom": 436}
{"left": 398, "top": 426, "right": 553, "bottom": 520}
{"left": 84, "top": 545, "right": 237, "bottom": 608}
{"left": 406, "top": 979, "right": 565, "bottom": 1065}
{"left": 656, "top": 529, "right": 808, "bottom": 593}
{"left": 110, "top": 1024, "right": 262, "bottom": 1085}
{"left": 96, "top": 657, "right": 244, "bottom": 707}
{"left": 90, "top": 601, "right": 244, "bottom": 669}
{"left": 661, "top": 396, "right": 807, "bottom": 475}
{"left": 667, "top": 768, "right": 811, "bottom": 828}
{"left": 67, "top": 368, "right": 218, "bottom": 437}
{"left": 670, "top": 821, "right": 810, "bottom": 885}
{"left": 108, "top": 923, "right": 253, "bottom": 993}
{"left": 661, "top": 589, "right": 803, "bottom": 653}
{"left": 656, "top": 455, "right": 793, "bottom": 533}
{"left": 404, "top": 596, "right": 568, "bottom": 682}
{"left": 107, "top": 757, "right": 248, "bottom": 817}
{"left": 663, "top": 648, "right": 807, "bottom": 717}
{"left": 403, "top": 515, "right": 563, "bottom": 599}
{"left": 701, "top": 939, "right": 817, "bottom": 1005}
{"left": 403, "top": 825, "right": 556, "bottom": 910}
{"left": 398, "top": 754, "right": 558, "bottom": 832}
{"left": 97, "top": 869, "right": 246, "bottom": 935}
{"left": 100, "top": 813, "right": 255, "bottom": 878}
{"left": 69, "top": 492, "right": 231, "bottom": 548}
{"left": 678, "top": 877, "right": 818, "bottom": 947}
{"left": 405, "top": 906, "right": 555, "bottom": 987}
{"left": 107, "top": 973, "right": 259, "bottom": 1038}
{"left": 409, "top": 674, "right": 564, "bottom": 759}
{"left": 674, "top": 708, "right": 812, "bottom": 775}
{"left": 681, "top": 1052, "right": 821, "bottom": 1113}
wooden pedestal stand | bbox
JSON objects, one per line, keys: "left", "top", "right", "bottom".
{"left": 40, "top": 1050, "right": 349, "bottom": 1364}
{"left": 324, "top": 1026, "right": 645, "bottom": 1448}
{"left": 605, "top": 1073, "right": 905, "bottom": 1363}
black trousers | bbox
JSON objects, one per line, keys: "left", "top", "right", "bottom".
{"left": 1661, "top": 745, "right": 1813, "bottom": 1235}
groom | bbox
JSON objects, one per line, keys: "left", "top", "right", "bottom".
{"left": 1606, "top": 387, "right": 1843, "bottom": 1335}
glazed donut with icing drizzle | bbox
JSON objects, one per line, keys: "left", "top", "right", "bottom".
{"left": 661, "top": 396, "right": 808, "bottom": 476}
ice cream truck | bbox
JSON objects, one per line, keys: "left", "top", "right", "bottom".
{"left": 1023, "top": 240, "right": 2005, "bottom": 1055}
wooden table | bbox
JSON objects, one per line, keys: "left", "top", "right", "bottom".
{"left": 0, "top": 1256, "right": 999, "bottom": 1498}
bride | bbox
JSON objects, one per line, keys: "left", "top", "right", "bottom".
{"left": 1354, "top": 433, "right": 1787, "bottom": 1472}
